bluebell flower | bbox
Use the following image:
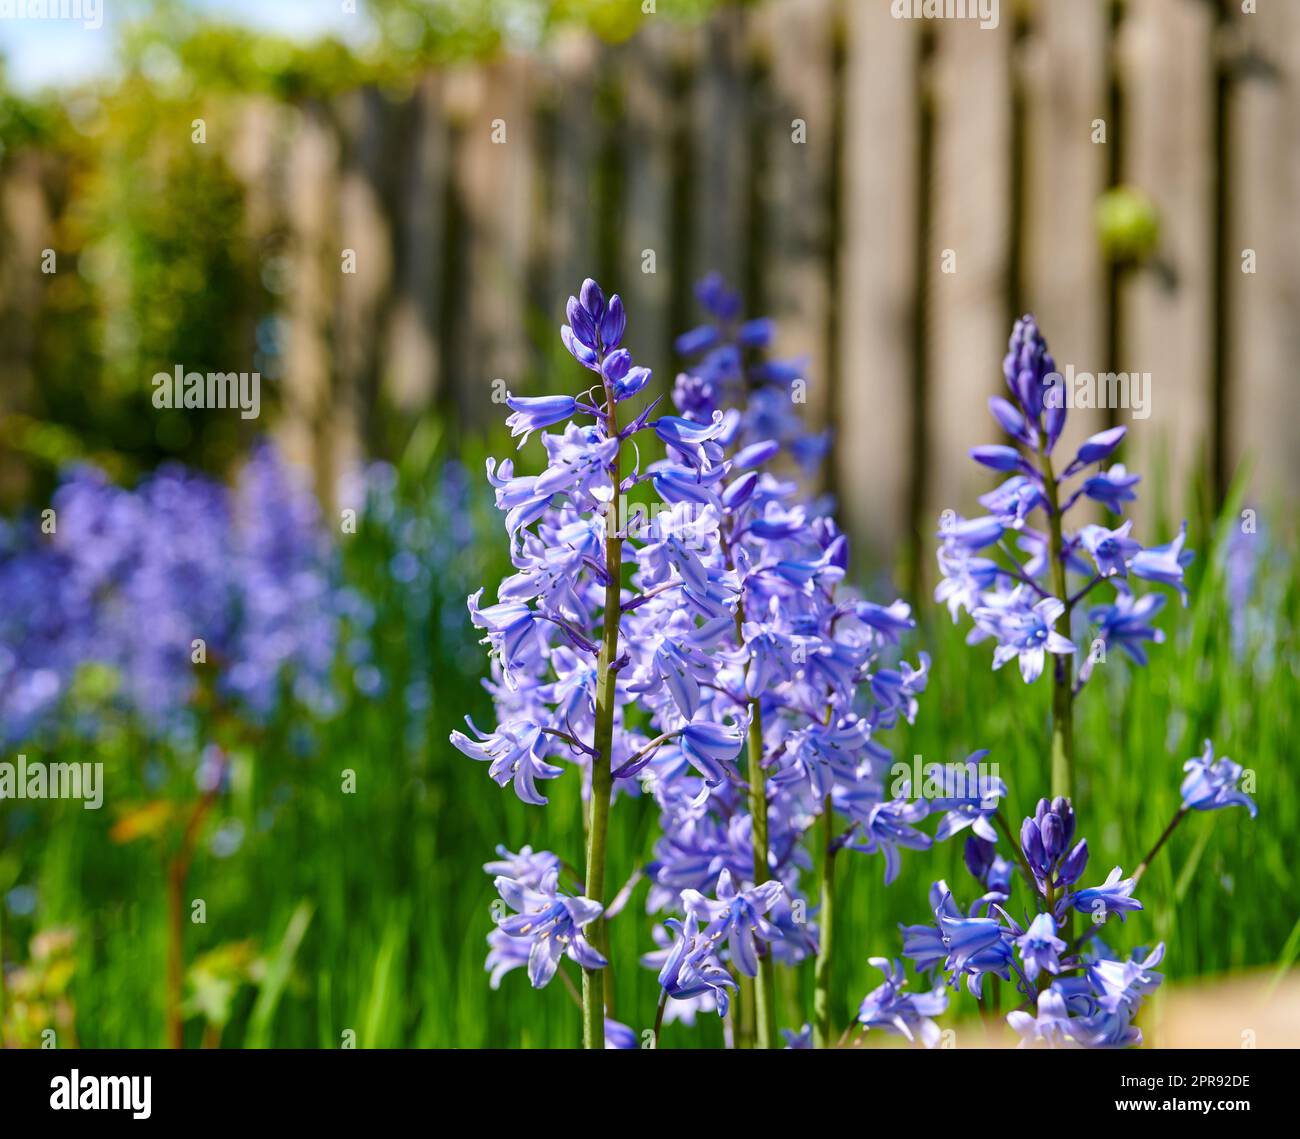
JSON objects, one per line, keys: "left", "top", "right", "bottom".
{"left": 1078, "top": 520, "right": 1141, "bottom": 579}
{"left": 848, "top": 797, "right": 933, "bottom": 885}
{"left": 451, "top": 717, "right": 564, "bottom": 805}
{"left": 901, "top": 881, "right": 1013, "bottom": 997}
{"left": 974, "top": 591, "right": 1075, "bottom": 683}
{"left": 1014, "top": 913, "right": 1066, "bottom": 982}
{"left": 934, "top": 546, "right": 999, "bottom": 620}
{"left": 485, "top": 926, "right": 533, "bottom": 990}
{"left": 653, "top": 413, "right": 729, "bottom": 473}
{"left": 929, "top": 751, "right": 1005, "bottom": 844}
{"left": 604, "top": 1018, "right": 638, "bottom": 1049}
{"left": 1003, "top": 314, "right": 1057, "bottom": 425}
{"left": 483, "top": 844, "right": 560, "bottom": 888}
{"left": 642, "top": 918, "right": 731, "bottom": 1024}
{"left": 1006, "top": 987, "right": 1077, "bottom": 1048}
{"left": 979, "top": 475, "right": 1044, "bottom": 530}
{"left": 1086, "top": 943, "right": 1165, "bottom": 1018}
{"left": 681, "top": 868, "right": 783, "bottom": 977}
{"left": 1081, "top": 463, "right": 1141, "bottom": 514}
{"left": 678, "top": 720, "right": 745, "bottom": 786}
{"left": 856, "top": 958, "right": 948, "bottom": 1048}
{"left": 988, "top": 395, "right": 1028, "bottom": 441}
{"left": 781, "top": 1024, "right": 813, "bottom": 1049}
{"left": 1130, "top": 521, "right": 1194, "bottom": 605}
{"left": 939, "top": 514, "right": 1005, "bottom": 551}
{"left": 938, "top": 314, "right": 1194, "bottom": 695}
{"left": 1086, "top": 589, "right": 1166, "bottom": 667}
{"left": 970, "top": 444, "right": 1031, "bottom": 474}
{"left": 492, "top": 868, "right": 607, "bottom": 988}
{"left": 1181, "top": 739, "right": 1256, "bottom": 818}
{"left": 505, "top": 394, "right": 578, "bottom": 446}
{"left": 1068, "top": 866, "right": 1142, "bottom": 924}
{"left": 963, "top": 835, "right": 996, "bottom": 883}
{"left": 1068, "top": 425, "right": 1127, "bottom": 471}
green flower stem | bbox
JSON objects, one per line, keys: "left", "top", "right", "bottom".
{"left": 1133, "top": 806, "right": 1188, "bottom": 884}
{"left": 1040, "top": 448, "right": 1075, "bottom": 801}
{"left": 582, "top": 385, "right": 622, "bottom": 1050}
{"left": 745, "top": 696, "right": 777, "bottom": 1049}
{"left": 812, "top": 792, "right": 837, "bottom": 1047}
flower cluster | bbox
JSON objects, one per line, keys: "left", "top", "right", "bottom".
{"left": 859, "top": 754, "right": 1254, "bottom": 1049}
{"left": 458, "top": 278, "right": 945, "bottom": 1045}
{"left": 461, "top": 292, "right": 1257, "bottom": 1051}
{"left": 673, "top": 273, "right": 830, "bottom": 479}
{"left": 0, "top": 444, "right": 363, "bottom": 746}
{"left": 937, "top": 315, "right": 1194, "bottom": 685}
{"left": 852, "top": 312, "right": 1257, "bottom": 1051}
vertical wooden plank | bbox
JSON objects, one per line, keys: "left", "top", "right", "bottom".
{"left": 449, "top": 57, "right": 536, "bottom": 429}
{"left": 227, "top": 97, "right": 283, "bottom": 240}
{"left": 835, "top": 0, "right": 920, "bottom": 563}
{"left": 0, "top": 154, "right": 51, "bottom": 500}
{"left": 1019, "top": 0, "right": 1109, "bottom": 500}
{"left": 689, "top": 5, "right": 751, "bottom": 292}
{"left": 278, "top": 101, "right": 340, "bottom": 500}
{"left": 617, "top": 21, "right": 675, "bottom": 373}
{"left": 926, "top": 21, "right": 1014, "bottom": 522}
{"left": 757, "top": 0, "right": 836, "bottom": 442}
{"left": 0, "top": 155, "right": 49, "bottom": 413}
{"left": 1118, "top": 0, "right": 1215, "bottom": 529}
{"left": 1225, "top": 1, "right": 1300, "bottom": 516}
{"left": 539, "top": 31, "right": 599, "bottom": 315}
{"left": 384, "top": 74, "right": 449, "bottom": 414}
{"left": 335, "top": 87, "right": 394, "bottom": 478}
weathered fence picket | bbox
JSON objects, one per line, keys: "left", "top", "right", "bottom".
{"left": 2, "top": 0, "right": 1296, "bottom": 569}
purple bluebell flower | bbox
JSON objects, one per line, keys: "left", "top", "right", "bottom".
{"left": 929, "top": 751, "right": 1005, "bottom": 844}
{"left": 939, "top": 514, "right": 1005, "bottom": 551}
{"left": 678, "top": 720, "right": 745, "bottom": 786}
{"left": 1069, "top": 866, "right": 1142, "bottom": 924}
{"left": 1014, "top": 913, "right": 1066, "bottom": 982}
{"left": 646, "top": 912, "right": 737, "bottom": 1019}
{"left": 1069, "top": 425, "right": 1127, "bottom": 470}
{"left": 1086, "top": 943, "right": 1165, "bottom": 1018}
{"left": 451, "top": 717, "right": 564, "bottom": 805}
{"left": 483, "top": 844, "right": 561, "bottom": 888}
{"left": 1003, "top": 314, "right": 1057, "bottom": 425}
{"left": 1006, "top": 987, "right": 1078, "bottom": 1048}
{"left": 1130, "top": 522, "right": 1194, "bottom": 605}
{"left": 937, "top": 314, "right": 1193, "bottom": 695}
{"left": 970, "top": 445, "right": 1030, "bottom": 474}
{"left": 505, "top": 394, "right": 578, "bottom": 446}
{"left": 781, "top": 1024, "right": 813, "bottom": 1049}
{"left": 1078, "top": 520, "right": 1141, "bottom": 579}
{"left": 856, "top": 958, "right": 948, "bottom": 1048}
{"left": 681, "top": 869, "right": 784, "bottom": 977}
{"left": 652, "top": 413, "right": 729, "bottom": 473}
{"left": 1086, "top": 589, "right": 1166, "bottom": 667}
{"left": 848, "top": 798, "right": 933, "bottom": 885}
{"left": 604, "top": 1018, "right": 638, "bottom": 1049}
{"left": 1180, "top": 739, "right": 1256, "bottom": 818}
{"left": 975, "top": 592, "right": 1075, "bottom": 684}
{"left": 492, "top": 868, "right": 607, "bottom": 989}
{"left": 1081, "top": 463, "right": 1141, "bottom": 514}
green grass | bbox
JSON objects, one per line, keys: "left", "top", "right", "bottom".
{"left": 2, "top": 458, "right": 1296, "bottom": 1049}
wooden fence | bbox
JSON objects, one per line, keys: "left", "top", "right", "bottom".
{"left": 3, "top": 0, "right": 1297, "bottom": 581}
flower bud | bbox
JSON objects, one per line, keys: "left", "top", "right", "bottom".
{"left": 1058, "top": 839, "right": 1089, "bottom": 887}
{"left": 579, "top": 278, "right": 605, "bottom": 319}
{"left": 1020, "top": 816, "right": 1046, "bottom": 876}
{"left": 1041, "top": 811, "right": 1065, "bottom": 865}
